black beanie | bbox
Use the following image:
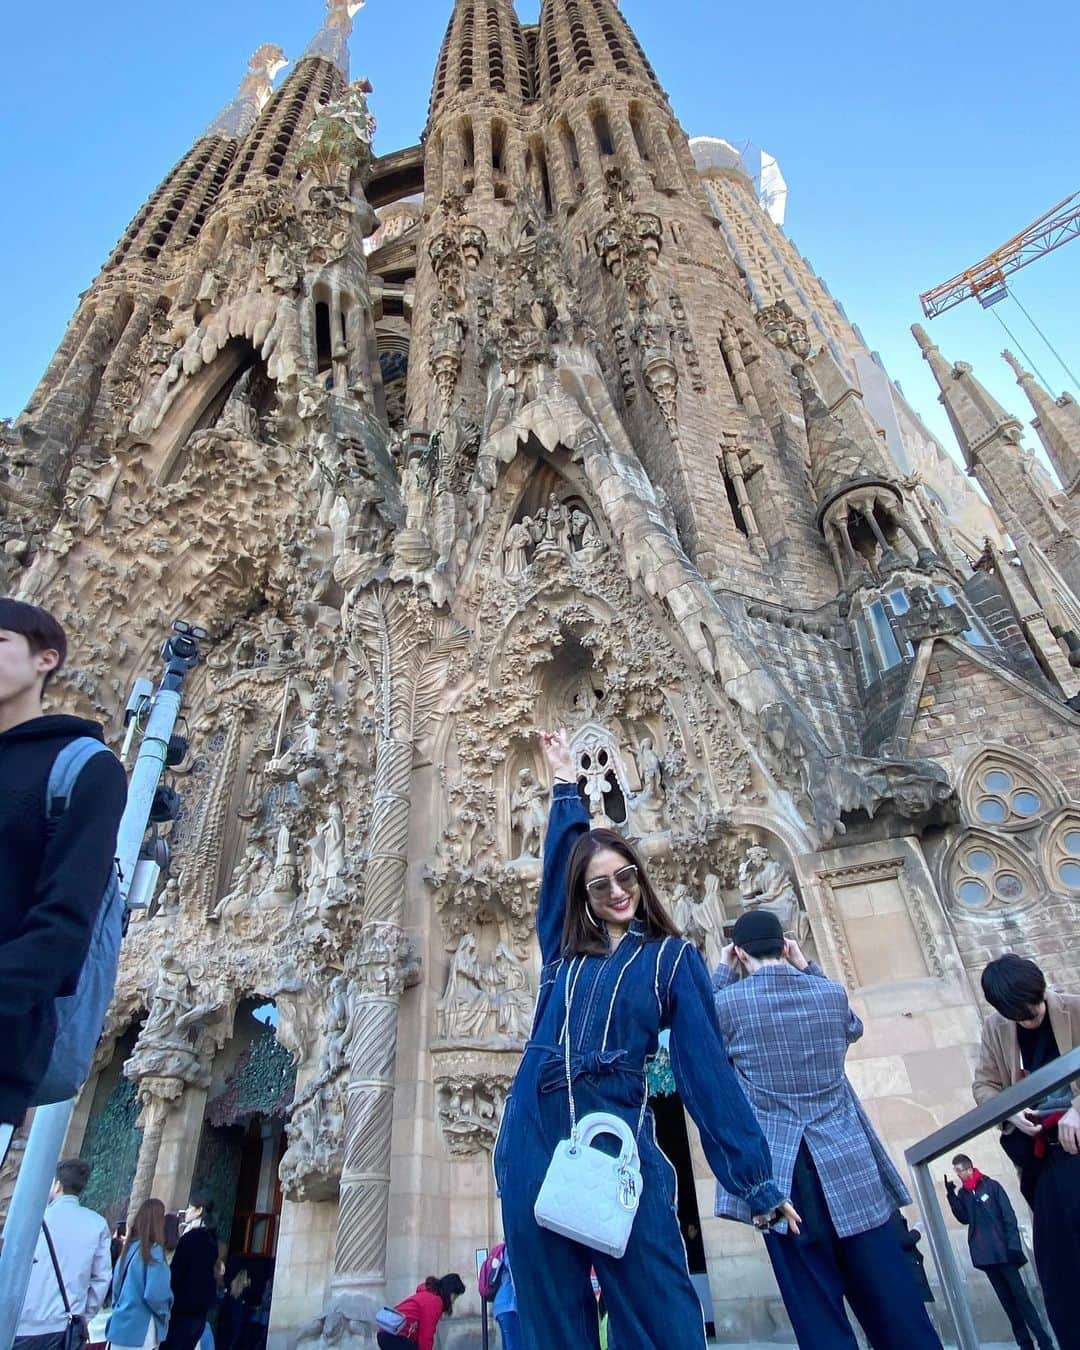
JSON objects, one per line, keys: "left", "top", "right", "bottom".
{"left": 733, "top": 909, "right": 785, "bottom": 957}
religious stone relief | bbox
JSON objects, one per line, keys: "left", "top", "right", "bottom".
{"left": 738, "top": 844, "right": 811, "bottom": 946}
{"left": 435, "top": 934, "right": 533, "bottom": 1047}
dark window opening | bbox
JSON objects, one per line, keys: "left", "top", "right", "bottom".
{"left": 592, "top": 109, "right": 615, "bottom": 158}
{"left": 315, "top": 301, "right": 332, "bottom": 374}
{"left": 723, "top": 467, "right": 749, "bottom": 536}
{"left": 491, "top": 120, "right": 507, "bottom": 176}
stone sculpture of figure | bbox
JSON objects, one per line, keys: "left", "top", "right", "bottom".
{"left": 128, "top": 952, "right": 223, "bottom": 1081}
{"left": 209, "top": 840, "right": 271, "bottom": 924}
{"left": 258, "top": 816, "right": 300, "bottom": 910}
{"left": 579, "top": 516, "right": 605, "bottom": 561}
{"left": 502, "top": 520, "right": 532, "bottom": 577}
{"left": 632, "top": 736, "right": 666, "bottom": 834}
{"left": 510, "top": 766, "right": 547, "bottom": 859}
{"left": 307, "top": 801, "right": 347, "bottom": 913}
{"left": 403, "top": 456, "right": 431, "bottom": 533}
{"left": 672, "top": 876, "right": 728, "bottom": 971}
{"left": 738, "top": 844, "right": 807, "bottom": 941}
{"left": 436, "top": 934, "right": 490, "bottom": 1040}
{"left": 569, "top": 508, "right": 591, "bottom": 551}
{"left": 537, "top": 493, "right": 570, "bottom": 552}
{"left": 316, "top": 975, "right": 353, "bottom": 1082}
{"left": 214, "top": 368, "right": 258, "bottom": 441}
{"left": 329, "top": 493, "right": 351, "bottom": 557}
{"left": 491, "top": 943, "right": 532, "bottom": 1042}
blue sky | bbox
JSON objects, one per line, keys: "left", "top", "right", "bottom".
{"left": 2, "top": 0, "right": 1077, "bottom": 476}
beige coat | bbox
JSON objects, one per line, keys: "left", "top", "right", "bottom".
{"left": 973, "top": 990, "right": 1080, "bottom": 1119}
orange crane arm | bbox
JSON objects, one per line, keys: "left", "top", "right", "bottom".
{"left": 919, "top": 191, "right": 1080, "bottom": 318}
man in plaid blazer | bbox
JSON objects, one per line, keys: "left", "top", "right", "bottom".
{"left": 713, "top": 909, "right": 942, "bottom": 1350}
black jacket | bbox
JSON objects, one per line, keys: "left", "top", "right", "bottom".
{"left": 0, "top": 714, "right": 127, "bottom": 1123}
{"left": 947, "top": 1175, "right": 1025, "bottom": 1269}
{"left": 169, "top": 1226, "right": 219, "bottom": 1315}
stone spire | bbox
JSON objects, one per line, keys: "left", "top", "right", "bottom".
{"left": 430, "top": 0, "right": 531, "bottom": 114}
{"left": 911, "top": 323, "right": 1023, "bottom": 473}
{"left": 1003, "top": 349, "right": 1080, "bottom": 491}
{"left": 537, "top": 0, "right": 663, "bottom": 95}
{"left": 794, "top": 357, "right": 900, "bottom": 521}
{"left": 302, "top": 0, "right": 365, "bottom": 76}
{"left": 913, "top": 324, "right": 1065, "bottom": 554}
{"left": 204, "top": 44, "right": 289, "bottom": 138}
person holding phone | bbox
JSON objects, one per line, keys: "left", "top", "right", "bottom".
{"left": 974, "top": 955, "right": 1080, "bottom": 1350}
{"left": 945, "top": 1156, "right": 1053, "bottom": 1350}
{"left": 713, "top": 912, "right": 942, "bottom": 1350}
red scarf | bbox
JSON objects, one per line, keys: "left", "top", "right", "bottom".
{"left": 962, "top": 1168, "right": 984, "bottom": 1191}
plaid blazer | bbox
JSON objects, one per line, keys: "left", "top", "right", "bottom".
{"left": 712, "top": 961, "right": 910, "bottom": 1237}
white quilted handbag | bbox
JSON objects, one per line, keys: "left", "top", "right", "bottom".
{"left": 533, "top": 958, "right": 645, "bottom": 1259}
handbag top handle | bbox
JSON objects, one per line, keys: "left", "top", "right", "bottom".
{"left": 41, "top": 1220, "right": 73, "bottom": 1317}
{"left": 561, "top": 954, "right": 650, "bottom": 1151}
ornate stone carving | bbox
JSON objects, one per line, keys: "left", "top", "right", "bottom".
{"left": 435, "top": 1070, "right": 513, "bottom": 1157}
{"left": 671, "top": 874, "right": 727, "bottom": 970}
{"left": 510, "top": 767, "right": 547, "bottom": 859}
{"left": 738, "top": 845, "right": 809, "bottom": 943}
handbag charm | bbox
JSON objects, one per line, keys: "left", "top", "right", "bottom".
{"left": 533, "top": 957, "right": 646, "bottom": 1259}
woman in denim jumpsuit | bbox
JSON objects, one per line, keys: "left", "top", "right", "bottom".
{"left": 495, "top": 732, "right": 794, "bottom": 1349}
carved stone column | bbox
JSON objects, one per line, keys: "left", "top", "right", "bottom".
{"left": 331, "top": 732, "right": 412, "bottom": 1296}
{"left": 331, "top": 588, "right": 465, "bottom": 1304}
{"left": 126, "top": 1076, "right": 184, "bottom": 1225}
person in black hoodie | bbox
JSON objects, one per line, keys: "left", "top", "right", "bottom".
{"left": 0, "top": 599, "right": 127, "bottom": 1139}
{"left": 163, "top": 1197, "right": 220, "bottom": 1350}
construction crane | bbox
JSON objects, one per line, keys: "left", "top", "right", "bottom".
{"left": 919, "top": 190, "right": 1080, "bottom": 319}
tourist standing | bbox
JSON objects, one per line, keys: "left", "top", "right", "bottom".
{"left": 713, "top": 912, "right": 942, "bottom": 1350}
{"left": 161, "top": 1198, "right": 218, "bottom": 1350}
{"left": 107, "top": 1199, "right": 173, "bottom": 1350}
{"left": 945, "top": 1154, "right": 1053, "bottom": 1350}
{"left": 376, "top": 1275, "right": 465, "bottom": 1350}
{"left": 974, "top": 955, "right": 1080, "bottom": 1350}
{"left": 496, "top": 730, "right": 797, "bottom": 1350}
{"left": 492, "top": 1251, "right": 521, "bottom": 1350}
{"left": 0, "top": 599, "right": 127, "bottom": 1131}
{"left": 13, "top": 1159, "right": 111, "bottom": 1350}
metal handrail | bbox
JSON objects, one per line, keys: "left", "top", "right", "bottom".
{"left": 905, "top": 1043, "right": 1080, "bottom": 1350}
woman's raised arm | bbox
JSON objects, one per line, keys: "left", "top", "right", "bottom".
{"left": 536, "top": 730, "right": 589, "bottom": 964}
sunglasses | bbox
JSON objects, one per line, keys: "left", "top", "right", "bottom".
{"left": 585, "top": 864, "right": 639, "bottom": 901}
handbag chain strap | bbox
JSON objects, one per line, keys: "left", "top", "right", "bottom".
{"left": 562, "top": 955, "right": 650, "bottom": 1152}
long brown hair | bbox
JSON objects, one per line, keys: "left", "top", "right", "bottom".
{"left": 562, "top": 828, "right": 680, "bottom": 957}
{"left": 119, "top": 1199, "right": 166, "bottom": 1268}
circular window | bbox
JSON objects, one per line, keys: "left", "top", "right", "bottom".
{"left": 1058, "top": 860, "right": 1080, "bottom": 889}
{"left": 1065, "top": 831, "right": 1080, "bottom": 856}
{"left": 995, "top": 873, "right": 1025, "bottom": 900}
{"left": 1012, "top": 791, "right": 1042, "bottom": 817}
{"left": 957, "top": 879, "right": 989, "bottom": 907}
{"left": 966, "top": 849, "right": 994, "bottom": 873}
{"left": 983, "top": 770, "right": 1013, "bottom": 793}
{"left": 977, "top": 798, "right": 1008, "bottom": 825}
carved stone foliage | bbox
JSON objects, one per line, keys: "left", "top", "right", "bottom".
{"left": 432, "top": 1050, "right": 515, "bottom": 1158}
{"left": 593, "top": 169, "right": 663, "bottom": 298}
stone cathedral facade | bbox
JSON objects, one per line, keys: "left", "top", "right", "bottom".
{"left": 4, "top": 0, "right": 1080, "bottom": 1344}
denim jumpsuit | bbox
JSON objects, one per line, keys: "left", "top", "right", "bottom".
{"left": 495, "top": 784, "right": 784, "bottom": 1350}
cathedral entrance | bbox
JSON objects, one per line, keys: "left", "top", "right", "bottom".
{"left": 190, "top": 1001, "right": 295, "bottom": 1342}
{"left": 649, "top": 1044, "right": 715, "bottom": 1337}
